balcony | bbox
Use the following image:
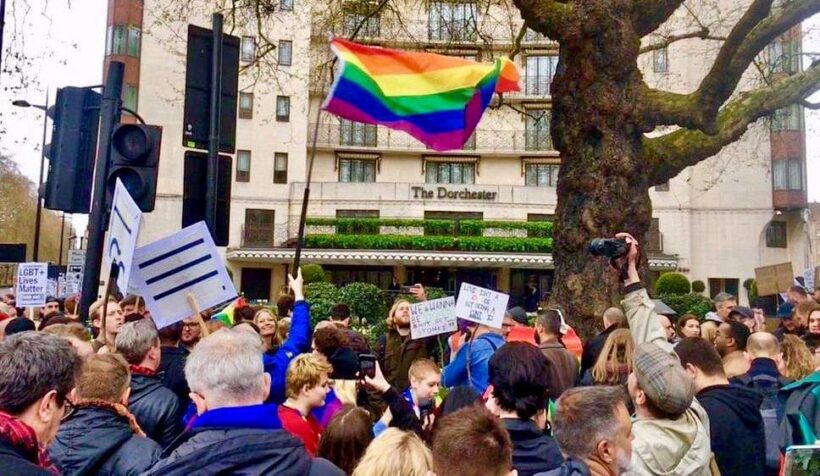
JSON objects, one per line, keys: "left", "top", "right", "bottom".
{"left": 240, "top": 223, "right": 290, "bottom": 248}
{"left": 308, "top": 123, "right": 555, "bottom": 154}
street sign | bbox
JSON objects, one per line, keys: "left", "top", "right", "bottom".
{"left": 16, "top": 262, "right": 49, "bottom": 307}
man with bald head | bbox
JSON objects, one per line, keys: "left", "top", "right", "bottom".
{"left": 731, "top": 332, "right": 790, "bottom": 396}
{"left": 581, "top": 307, "right": 625, "bottom": 376}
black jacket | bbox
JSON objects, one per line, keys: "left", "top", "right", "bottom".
{"left": 49, "top": 405, "right": 161, "bottom": 475}
{"left": 502, "top": 418, "right": 564, "bottom": 476}
{"left": 145, "top": 427, "right": 344, "bottom": 476}
{"left": 697, "top": 384, "right": 766, "bottom": 476}
{"left": 159, "top": 346, "right": 191, "bottom": 411}
{"left": 580, "top": 324, "right": 618, "bottom": 378}
{"left": 0, "top": 439, "right": 51, "bottom": 476}
{"left": 129, "top": 374, "right": 183, "bottom": 449}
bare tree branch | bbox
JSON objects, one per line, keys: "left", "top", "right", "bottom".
{"left": 508, "top": 23, "right": 527, "bottom": 60}
{"left": 631, "top": 0, "right": 687, "bottom": 37}
{"left": 512, "top": 0, "right": 575, "bottom": 40}
{"left": 639, "top": 27, "right": 726, "bottom": 54}
{"left": 643, "top": 60, "right": 820, "bottom": 186}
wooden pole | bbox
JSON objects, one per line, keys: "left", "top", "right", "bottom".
{"left": 186, "top": 293, "right": 210, "bottom": 337}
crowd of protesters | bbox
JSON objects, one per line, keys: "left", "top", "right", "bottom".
{"left": 1, "top": 233, "right": 820, "bottom": 475}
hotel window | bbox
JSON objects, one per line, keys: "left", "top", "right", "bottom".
{"left": 110, "top": 26, "right": 128, "bottom": 55}
{"left": 768, "top": 37, "right": 800, "bottom": 74}
{"left": 276, "top": 96, "right": 290, "bottom": 122}
{"left": 524, "top": 163, "right": 559, "bottom": 187}
{"left": 127, "top": 26, "right": 141, "bottom": 57}
{"left": 340, "top": 119, "right": 377, "bottom": 146}
{"left": 653, "top": 47, "right": 668, "bottom": 73}
{"left": 428, "top": 2, "right": 477, "bottom": 41}
{"left": 274, "top": 153, "right": 288, "bottom": 184}
{"left": 244, "top": 209, "right": 276, "bottom": 248}
{"left": 339, "top": 159, "right": 376, "bottom": 183}
{"left": 525, "top": 110, "right": 552, "bottom": 151}
{"left": 122, "top": 84, "right": 138, "bottom": 112}
{"left": 426, "top": 162, "right": 475, "bottom": 184}
{"left": 766, "top": 221, "right": 787, "bottom": 248}
{"left": 773, "top": 158, "right": 803, "bottom": 191}
{"left": 525, "top": 55, "right": 558, "bottom": 96}
{"left": 343, "top": 11, "right": 381, "bottom": 37}
{"left": 238, "top": 92, "right": 254, "bottom": 119}
{"left": 241, "top": 36, "right": 256, "bottom": 62}
{"left": 280, "top": 0, "right": 294, "bottom": 11}
{"left": 771, "top": 104, "right": 801, "bottom": 131}
{"left": 236, "top": 150, "right": 251, "bottom": 182}
{"left": 278, "top": 40, "right": 293, "bottom": 66}
{"left": 708, "top": 278, "right": 739, "bottom": 300}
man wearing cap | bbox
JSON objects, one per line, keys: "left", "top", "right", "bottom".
{"left": 773, "top": 302, "right": 804, "bottom": 341}
{"left": 613, "top": 233, "right": 716, "bottom": 476}
{"left": 502, "top": 306, "right": 528, "bottom": 338}
{"left": 730, "top": 306, "right": 758, "bottom": 332}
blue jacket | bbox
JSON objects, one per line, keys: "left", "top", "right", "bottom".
{"left": 265, "top": 300, "right": 312, "bottom": 404}
{"left": 442, "top": 332, "right": 505, "bottom": 394}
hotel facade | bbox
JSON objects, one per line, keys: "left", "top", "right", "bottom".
{"left": 105, "top": 0, "right": 812, "bottom": 308}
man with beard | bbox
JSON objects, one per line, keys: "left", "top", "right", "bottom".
{"left": 376, "top": 285, "right": 440, "bottom": 392}
{"left": 714, "top": 320, "right": 751, "bottom": 379}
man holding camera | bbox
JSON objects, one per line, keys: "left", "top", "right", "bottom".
{"left": 607, "top": 233, "right": 717, "bottom": 476}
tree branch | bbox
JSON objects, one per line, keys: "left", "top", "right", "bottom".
{"left": 643, "top": 61, "right": 820, "bottom": 186}
{"left": 639, "top": 27, "right": 726, "bottom": 54}
{"left": 512, "top": 0, "right": 575, "bottom": 41}
{"left": 631, "top": 0, "right": 687, "bottom": 37}
{"left": 508, "top": 23, "right": 528, "bottom": 60}
{"left": 640, "top": 0, "right": 819, "bottom": 133}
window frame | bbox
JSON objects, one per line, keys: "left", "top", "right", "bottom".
{"left": 525, "top": 110, "right": 553, "bottom": 151}
{"left": 524, "top": 163, "right": 559, "bottom": 187}
{"left": 236, "top": 150, "right": 251, "bottom": 182}
{"left": 280, "top": 0, "right": 294, "bottom": 11}
{"left": 428, "top": 1, "right": 478, "bottom": 42}
{"left": 339, "top": 119, "right": 377, "bottom": 146}
{"left": 244, "top": 209, "right": 276, "bottom": 248}
{"left": 425, "top": 162, "right": 476, "bottom": 185}
{"left": 338, "top": 158, "right": 377, "bottom": 183}
{"left": 278, "top": 40, "right": 293, "bottom": 66}
{"left": 766, "top": 221, "right": 788, "bottom": 248}
{"left": 276, "top": 96, "right": 291, "bottom": 122}
{"left": 773, "top": 158, "right": 803, "bottom": 191}
{"left": 238, "top": 92, "right": 254, "bottom": 120}
{"left": 241, "top": 36, "right": 256, "bottom": 63}
{"left": 653, "top": 47, "right": 669, "bottom": 73}
{"left": 525, "top": 55, "right": 558, "bottom": 96}
{"left": 274, "top": 153, "right": 288, "bottom": 184}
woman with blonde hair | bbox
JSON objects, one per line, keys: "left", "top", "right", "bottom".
{"left": 253, "top": 308, "right": 280, "bottom": 353}
{"left": 780, "top": 334, "right": 815, "bottom": 380}
{"left": 351, "top": 428, "right": 433, "bottom": 476}
{"left": 580, "top": 329, "right": 634, "bottom": 386}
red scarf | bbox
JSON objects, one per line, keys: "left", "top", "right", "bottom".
{"left": 0, "top": 411, "right": 57, "bottom": 473}
{"left": 129, "top": 365, "right": 157, "bottom": 377}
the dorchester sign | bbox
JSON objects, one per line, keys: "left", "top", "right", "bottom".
{"left": 411, "top": 186, "right": 497, "bottom": 201}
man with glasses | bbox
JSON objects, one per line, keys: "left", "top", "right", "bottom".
{"left": 0, "top": 332, "right": 81, "bottom": 474}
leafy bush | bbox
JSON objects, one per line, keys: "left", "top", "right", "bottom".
{"left": 657, "top": 293, "right": 714, "bottom": 318}
{"left": 304, "top": 282, "right": 340, "bottom": 328}
{"left": 304, "top": 234, "right": 553, "bottom": 253}
{"left": 301, "top": 264, "right": 329, "bottom": 284}
{"left": 340, "top": 282, "right": 387, "bottom": 328}
{"left": 655, "top": 272, "right": 691, "bottom": 295}
{"left": 691, "top": 280, "right": 705, "bottom": 293}
{"left": 394, "top": 286, "right": 448, "bottom": 304}
{"left": 744, "top": 279, "right": 758, "bottom": 305}
{"left": 304, "top": 218, "right": 553, "bottom": 238}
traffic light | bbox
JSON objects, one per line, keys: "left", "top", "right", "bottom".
{"left": 43, "top": 87, "right": 101, "bottom": 213}
{"left": 182, "top": 151, "right": 231, "bottom": 246}
{"left": 107, "top": 124, "right": 162, "bottom": 212}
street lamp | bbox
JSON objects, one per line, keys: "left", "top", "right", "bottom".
{"left": 12, "top": 93, "right": 49, "bottom": 262}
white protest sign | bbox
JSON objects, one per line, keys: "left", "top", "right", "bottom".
{"left": 105, "top": 179, "right": 142, "bottom": 294}
{"left": 15, "top": 262, "right": 48, "bottom": 306}
{"left": 47, "top": 279, "right": 58, "bottom": 298}
{"left": 454, "top": 283, "right": 509, "bottom": 329}
{"left": 68, "top": 249, "right": 85, "bottom": 266}
{"left": 131, "top": 221, "right": 237, "bottom": 328}
{"left": 803, "top": 268, "right": 815, "bottom": 293}
{"left": 411, "top": 296, "right": 457, "bottom": 339}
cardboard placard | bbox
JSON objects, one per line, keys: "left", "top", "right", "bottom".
{"left": 411, "top": 296, "right": 457, "bottom": 339}
{"left": 105, "top": 179, "right": 143, "bottom": 294}
{"left": 454, "top": 283, "right": 509, "bottom": 329}
{"left": 755, "top": 262, "right": 794, "bottom": 297}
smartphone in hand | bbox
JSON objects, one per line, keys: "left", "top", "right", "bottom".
{"left": 359, "top": 353, "right": 377, "bottom": 379}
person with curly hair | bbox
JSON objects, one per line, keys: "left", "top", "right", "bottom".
{"left": 780, "top": 334, "right": 815, "bottom": 381}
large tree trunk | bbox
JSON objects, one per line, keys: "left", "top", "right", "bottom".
{"left": 549, "top": 5, "right": 652, "bottom": 338}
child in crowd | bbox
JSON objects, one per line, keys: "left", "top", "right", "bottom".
{"left": 374, "top": 358, "right": 441, "bottom": 436}
{"left": 279, "top": 353, "right": 334, "bottom": 456}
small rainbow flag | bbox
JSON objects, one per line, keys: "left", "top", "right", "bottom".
{"left": 324, "top": 38, "right": 520, "bottom": 152}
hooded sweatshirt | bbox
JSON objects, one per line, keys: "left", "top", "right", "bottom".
{"left": 696, "top": 384, "right": 765, "bottom": 476}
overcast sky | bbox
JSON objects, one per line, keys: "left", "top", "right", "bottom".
{"left": 1, "top": 2, "right": 818, "bottom": 238}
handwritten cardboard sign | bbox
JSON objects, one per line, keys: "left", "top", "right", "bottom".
{"left": 411, "top": 296, "right": 457, "bottom": 339}
{"left": 755, "top": 262, "right": 794, "bottom": 296}
{"left": 454, "top": 283, "right": 509, "bottom": 329}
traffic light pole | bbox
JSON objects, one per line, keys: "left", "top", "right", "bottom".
{"left": 79, "top": 61, "right": 124, "bottom": 324}
{"left": 205, "top": 13, "right": 223, "bottom": 235}
{"left": 32, "top": 90, "right": 49, "bottom": 261}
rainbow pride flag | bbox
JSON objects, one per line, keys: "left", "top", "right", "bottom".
{"left": 323, "top": 38, "right": 520, "bottom": 151}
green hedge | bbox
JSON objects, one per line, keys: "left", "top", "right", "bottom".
{"left": 304, "top": 234, "right": 553, "bottom": 253}
{"left": 655, "top": 272, "right": 691, "bottom": 295}
{"left": 304, "top": 282, "right": 341, "bottom": 328}
{"left": 657, "top": 293, "right": 714, "bottom": 319}
{"left": 305, "top": 218, "right": 553, "bottom": 238}
{"left": 301, "top": 264, "right": 329, "bottom": 284}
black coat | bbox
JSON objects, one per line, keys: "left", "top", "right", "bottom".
{"left": 145, "top": 427, "right": 344, "bottom": 476}
{"left": 49, "top": 406, "right": 161, "bottom": 475}
{"left": 129, "top": 374, "right": 183, "bottom": 449}
{"left": 502, "top": 418, "right": 564, "bottom": 476}
{"left": 697, "top": 384, "right": 766, "bottom": 476}
{"left": 579, "top": 324, "right": 618, "bottom": 378}
{"left": 159, "top": 346, "right": 191, "bottom": 411}
{"left": 0, "top": 439, "right": 51, "bottom": 476}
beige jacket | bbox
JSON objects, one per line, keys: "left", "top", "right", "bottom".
{"left": 622, "top": 287, "right": 720, "bottom": 476}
